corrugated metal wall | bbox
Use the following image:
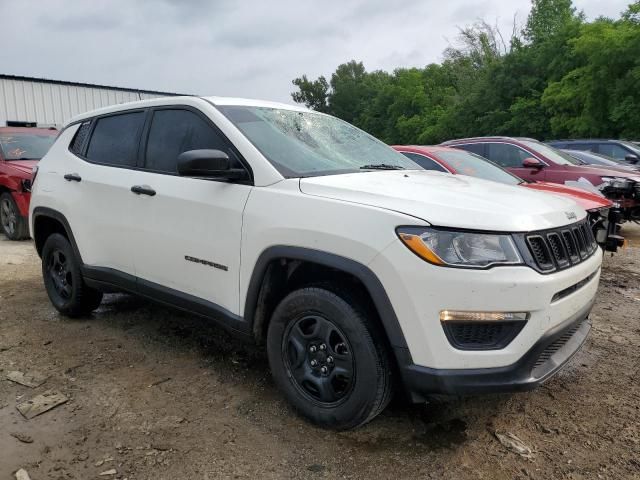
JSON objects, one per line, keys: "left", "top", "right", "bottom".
{"left": 0, "top": 76, "right": 177, "bottom": 127}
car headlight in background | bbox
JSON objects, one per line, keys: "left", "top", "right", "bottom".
{"left": 397, "top": 227, "right": 523, "bottom": 268}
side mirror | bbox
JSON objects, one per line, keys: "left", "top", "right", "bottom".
{"left": 624, "top": 154, "right": 639, "bottom": 164}
{"left": 177, "top": 149, "right": 247, "bottom": 180}
{"left": 522, "top": 157, "right": 544, "bottom": 169}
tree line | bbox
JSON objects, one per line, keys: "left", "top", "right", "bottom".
{"left": 291, "top": 0, "right": 640, "bottom": 144}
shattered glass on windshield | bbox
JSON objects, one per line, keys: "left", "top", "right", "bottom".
{"left": 218, "top": 106, "right": 419, "bottom": 177}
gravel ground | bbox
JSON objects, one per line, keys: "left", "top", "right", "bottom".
{"left": 0, "top": 226, "right": 639, "bottom": 480}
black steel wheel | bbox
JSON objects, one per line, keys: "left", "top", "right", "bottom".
{"left": 267, "top": 286, "right": 393, "bottom": 430}
{"left": 0, "top": 193, "right": 28, "bottom": 240}
{"left": 283, "top": 314, "right": 355, "bottom": 405}
{"left": 46, "top": 248, "right": 73, "bottom": 300}
{"left": 42, "top": 233, "right": 103, "bottom": 317}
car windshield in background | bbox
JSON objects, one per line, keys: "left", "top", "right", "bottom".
{"left": 437, "top": 149, "right": 521, "bottom": 185}
{"left": 217, "top": 106, "right": 419, "bottom": 177}
{"left": 0, "top": 134, "right": 55, "bottom": 160}
{"left": 519, "top": 140, "right": 581, "bottom": 166}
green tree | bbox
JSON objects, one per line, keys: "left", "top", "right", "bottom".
{"left": 291, "top": 75, "right": 329, "bottom": 113}
{"left": 291, "top": 0, "right": 640, "bottom": 144}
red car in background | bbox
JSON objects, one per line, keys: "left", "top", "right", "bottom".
{"left": 394, "top": 145, "right": 623, "bottom": 251}
{"left": 440, "top": 137, "right": 640, "bottom": 224}
{"left": 0, "top": 127, "right": 57, "bottom": 240}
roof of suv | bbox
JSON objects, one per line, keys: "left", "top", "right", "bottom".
{"left": 66, "top": 95, "right": 309, "bottom": 126}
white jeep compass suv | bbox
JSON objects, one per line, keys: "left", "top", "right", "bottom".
{"left": 29, "top": 96, "right": 601, "bottom": 429}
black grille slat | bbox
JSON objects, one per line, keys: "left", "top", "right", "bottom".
{"left": 527, "top": 236, "right": 554, "bottom": 270}
{"left": 561, "top": 230, "right": 580, "bottom": 263}
{"left": 573, "top": 226, "right": 588, "bottom": 258}
{"left": 582, "top": 223, "right": 597, "bottom": 253}
{"left": 547, "top": 233, "right": 569, "bottom": 267}
{"left": 524, "top": 219, "right": 596, "bottom": 273}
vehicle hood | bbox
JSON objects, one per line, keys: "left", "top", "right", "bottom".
{"left": 299, "top": 171, "right": 585, "bottom": 232}
{"left": 558, "top": 164, "right": 640, "bottom": 181}
{"left": 582, "top": 164, "right": 640, "bottom": 177}
{"left": 522, "top": 182, "right": 612, "bottom": 211}
{"left": 3, "top": 160, "right": 38, "bottom": 176}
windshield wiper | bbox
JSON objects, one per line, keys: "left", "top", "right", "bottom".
{"left": 360, "top": 164, "right": 405, "bottom": 170}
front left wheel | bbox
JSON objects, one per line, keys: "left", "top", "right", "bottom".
{"left": 267, "top": 286, "right": 394, "bottom": 430}
{"left": 0, "top": 193, "right": 29, "bottom": 240}
{"left": 42, "top": 233, "right": 103, "bottom": 317}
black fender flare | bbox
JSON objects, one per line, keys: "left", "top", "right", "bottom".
{"left": 244, "top": 246, "right": 410, "bottom": 354}
{"left": 31, "top": 207, "right": 83, "bottom": 261}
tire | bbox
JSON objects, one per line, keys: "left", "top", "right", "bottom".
{"left": 267, "top": 286, "right": 393, "bottom": 430}
{"left": 41, "top": 233, "right": 103, "bottom": 317}
{"left": 0, "top": 193, "right": 29, "bottom": 240}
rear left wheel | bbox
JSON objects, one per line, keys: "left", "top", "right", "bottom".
{"left": 42, "top": 233, "right": 103, "bottom": 317}
{"left": 0, "top": 193, "right": 28, "bottom": 240}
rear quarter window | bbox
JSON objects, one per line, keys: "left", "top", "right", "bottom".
{"left": 69, "top": 121, "right": 92, "bottom": 156}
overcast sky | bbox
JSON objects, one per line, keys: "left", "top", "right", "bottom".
{"left": 0, "top": 0, "right": 631, "bottom": 104}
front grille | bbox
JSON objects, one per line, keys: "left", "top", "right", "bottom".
{"left": 443, "top": 321, "right": 526, "bottom": 350}
{"left": 521, "top": 219, "right": 597, "bottom": 273}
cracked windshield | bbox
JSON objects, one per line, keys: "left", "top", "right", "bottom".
{"left": 218, "top": 105, "right": 419, "bottom": 177}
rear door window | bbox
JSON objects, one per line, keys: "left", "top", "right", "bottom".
{"left": 454, "top": 143, "right": 485, "bottom": 157}
{"left": 86, "top": 111, "right": 145, "bottom": 167}
{"left": 143, "top": 109, "right": 232, "bottom": 174}
{"left": 485, "top": 143, "right": 531, "bottom": 168}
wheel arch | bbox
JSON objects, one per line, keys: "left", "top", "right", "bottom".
{"left": 244, "top": 246, "right": 410, "bottom": 356}
{"left": 32, "top": 207, "right": 82, "bottom": 260}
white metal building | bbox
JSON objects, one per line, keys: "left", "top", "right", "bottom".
{"left": 0, "top": 74, "right": 185, "bottom": 128}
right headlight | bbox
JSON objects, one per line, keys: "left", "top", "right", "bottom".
{"left": 397, "top": 227, "right": 523, "bottom": 268}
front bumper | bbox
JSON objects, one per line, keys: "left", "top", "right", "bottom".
{"left": 370, "top": 237, "right": 601, "bottom": 370}
{"left": 397, "top": 297, "right": 593, "bottom": 401}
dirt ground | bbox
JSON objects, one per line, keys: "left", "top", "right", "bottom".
{"left": 0, "top": 227, "right": 639, "bottom": 480}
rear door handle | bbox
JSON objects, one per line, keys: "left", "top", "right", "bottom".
{"left": 64, "top": 173, "right": 82, "bottom": 182}
{"left": 131, "top": 185, "right": 156, "bottom": 196}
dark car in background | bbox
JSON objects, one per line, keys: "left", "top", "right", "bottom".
{"left": 441, "top": 136, "right": 640, "bottom": 224}
{"left": 562, "top": 149, "right": 640, "bottom": 172}
{"left": 0, "top": 127, "right": 57, "bottom": 240}
{"left": 394, "top": 145, "right": 622, "bottom": 251}
{"left": 547, "top": 139, "right": 640, "bottom": 165}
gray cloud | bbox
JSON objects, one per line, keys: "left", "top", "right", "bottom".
{"left": 0, "top": 0, "right": 630, "bottom": 104}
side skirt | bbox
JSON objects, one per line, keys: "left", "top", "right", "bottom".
{"left": 82, "top": 266, "right": 252, "bottom": 339}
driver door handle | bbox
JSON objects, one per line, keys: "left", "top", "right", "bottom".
{"left": 131, "top": 185, "right": 156, "bottom": 196}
